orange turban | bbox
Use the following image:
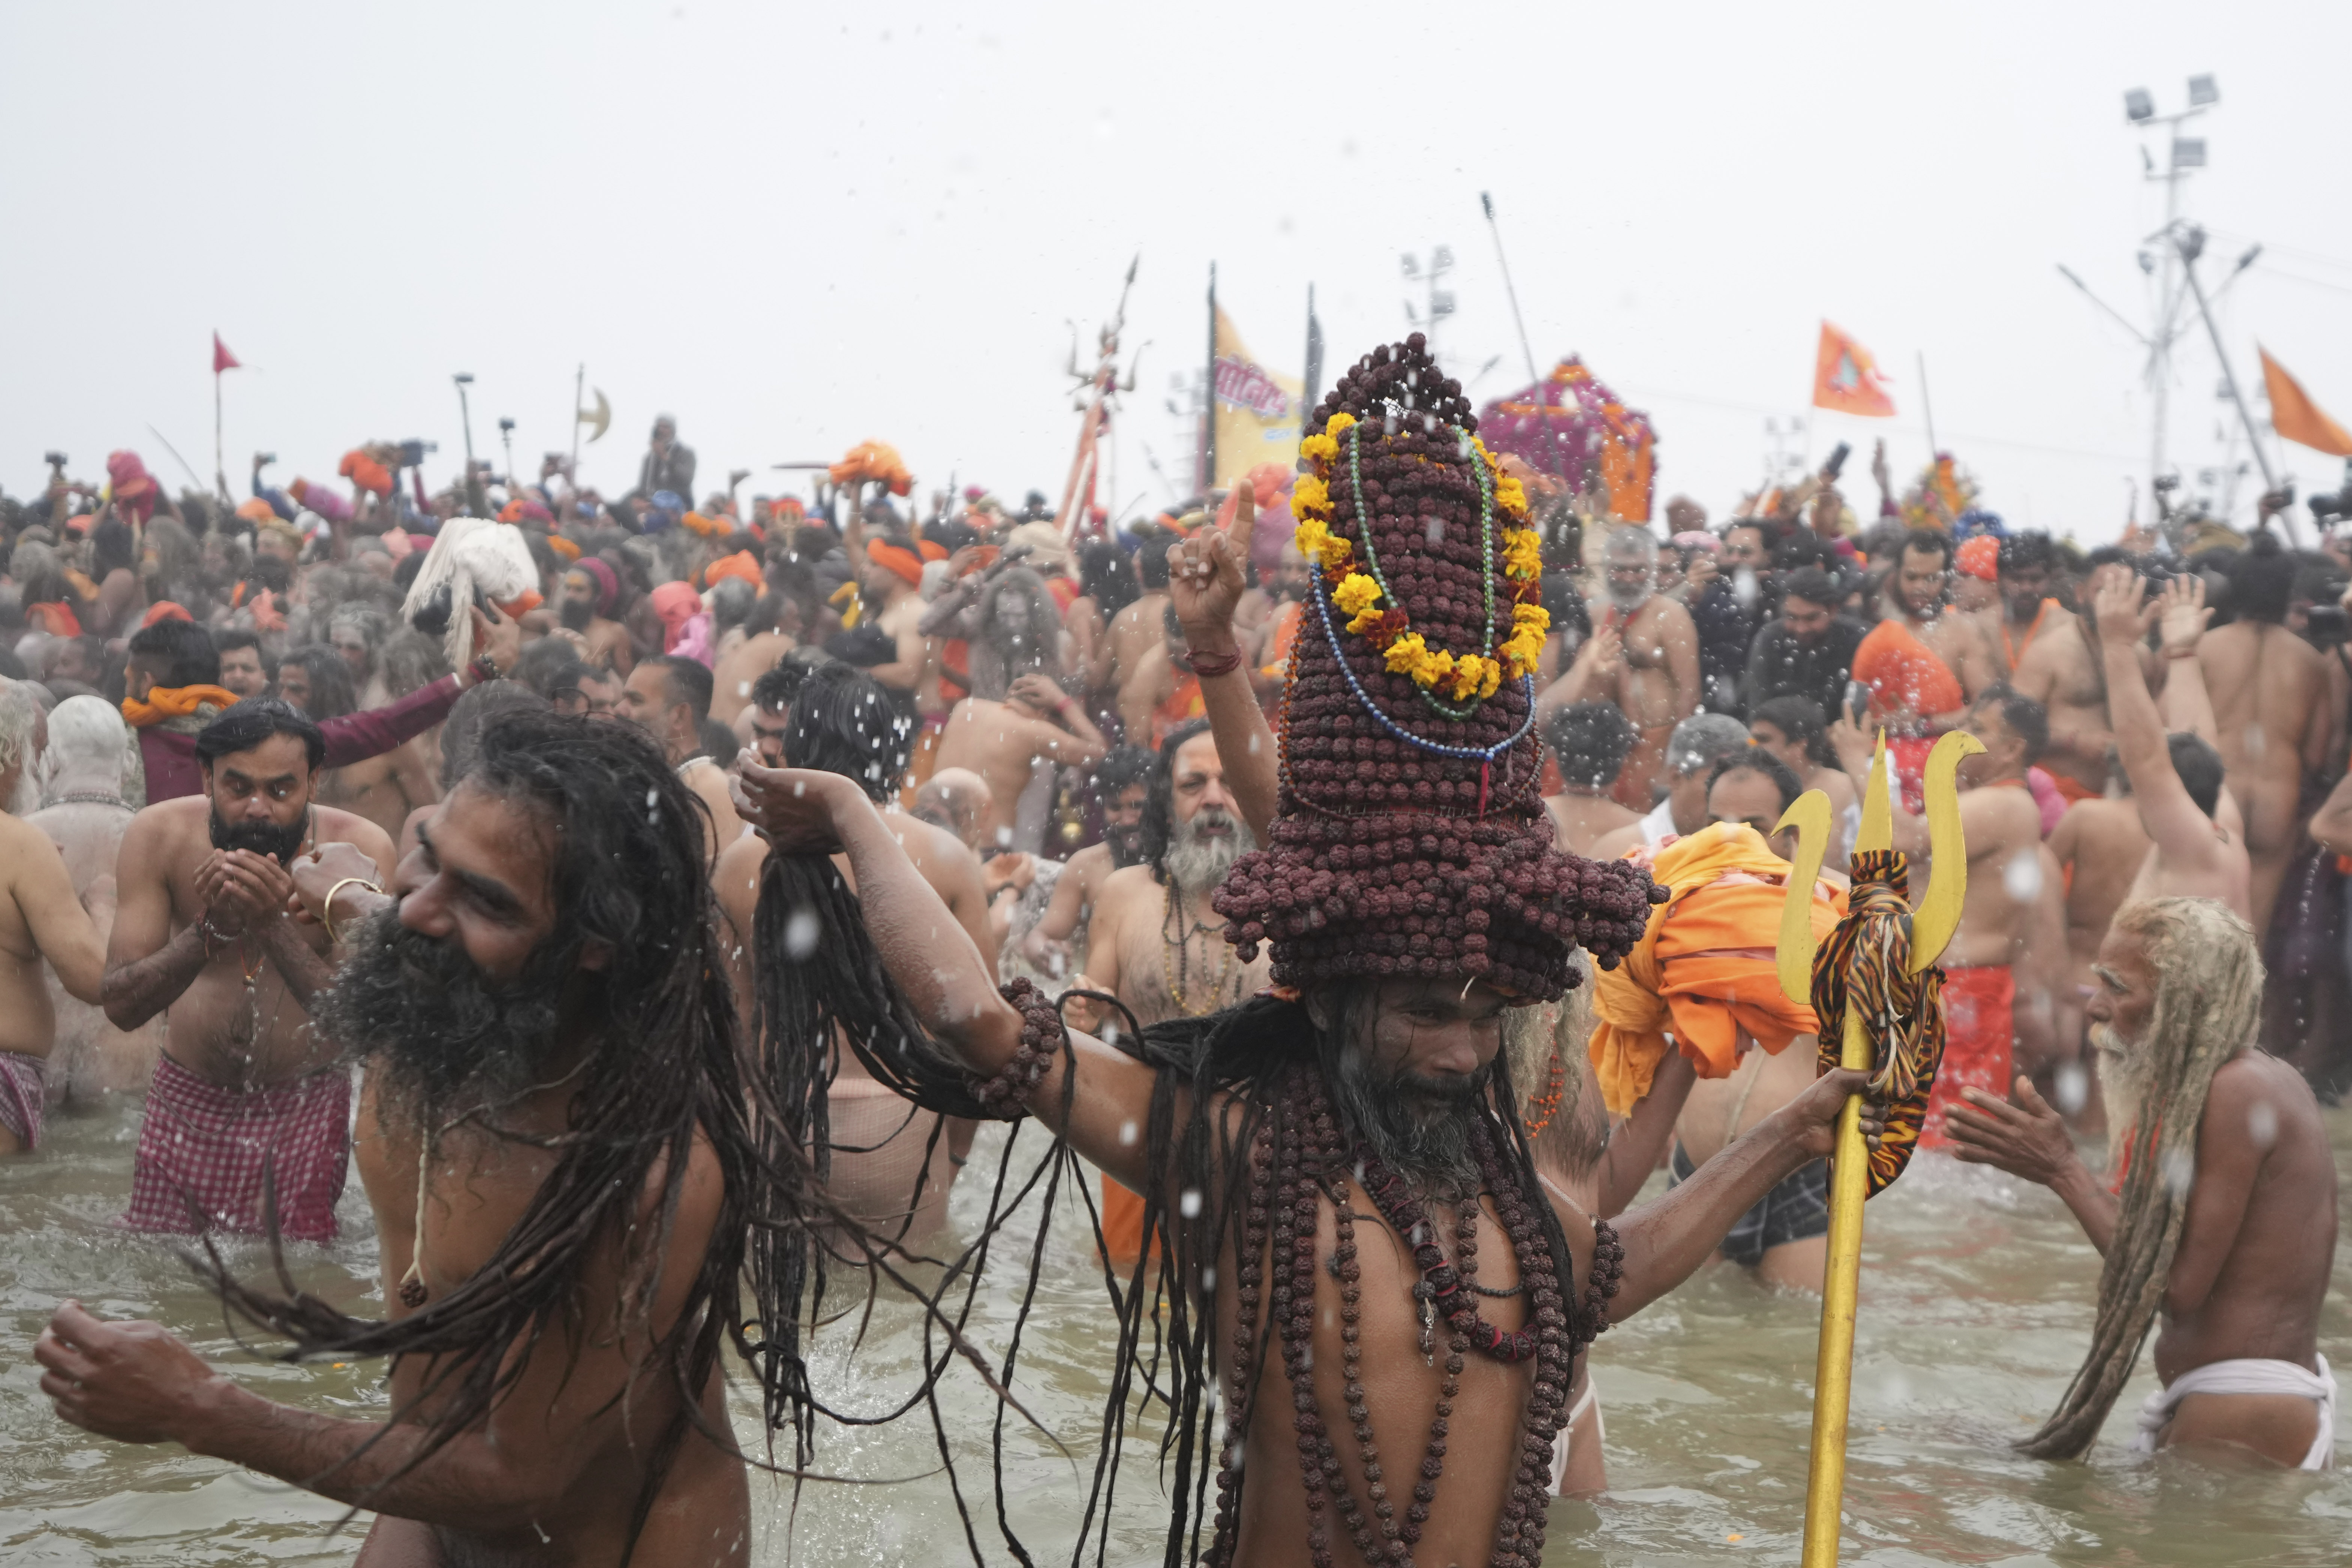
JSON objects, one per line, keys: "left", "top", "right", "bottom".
{"left": 1955, "top": 534, "right": 1999, "bottom": 582}
{"left": 705, "top": 550, "right": 765, "bottom": 593}
{"left": 681, "top": 510, "right": 728, "bottom": 539}
{"left": 140, "top": 601, "right": 193, "bottom": 627}
{"left": 865, "top": 539, "right": 924, "bottom": 587}
{"left": 829, "top": 440, "right": 913, "bottom": 496}
{"left": 235, "top": 498, "right": 277, "bottom": 526}
{"left": 545, "top": 533, "right": 582, "bottom": 562}
{"left": 339, "top": 450, "right": 393, "bottom": 496}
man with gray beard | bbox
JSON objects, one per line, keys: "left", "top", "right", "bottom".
{"left": 1949, "top": 897, "right": 2338, "bottom": 1468}
{"left": 1066, "top": 718, "right": 1267, "bottom": 1255}
{"left": 1581, "top": 526, "right": 1699, "bottom": 808}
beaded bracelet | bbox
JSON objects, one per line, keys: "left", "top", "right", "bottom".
{"left": 1187, "top": 647, "right": 1244, "bottom": 680}
{"left": 966, "top": 977, "right": 1068, "bottom": 1116}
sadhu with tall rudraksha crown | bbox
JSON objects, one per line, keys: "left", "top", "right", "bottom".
{"left": 729, "top": 333, "right": 1884, "bottom": 1568}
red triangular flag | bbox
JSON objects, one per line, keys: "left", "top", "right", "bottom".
{"left": 213, "top": 332, "right": 241, "bottom": 375}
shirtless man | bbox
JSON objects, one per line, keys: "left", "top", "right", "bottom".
{"left": 102, "top": 700, "right": 397, "bottom": 1239}
{"left": 1878, "top": 529, "right": 1999, "bottom": 713}
{"left": 283, "top": 645, "right": 441, "bottom": 846}
{"left": 706, "top": 591, "right": 796, "bottom": 729}
{"left": 1587, "top": 526, "right": 1700, "bottom": 808}
{"left": 1020, "top": 744, "right": 1154, "bottom": 984}
{"left": 2197, "top": 535, "right": 2333, "bottom": 932}
{"left": 1585, "top": 712, "right": 1753, "bottom": 862}
{"left": 0, "top": 684, "right": 108, "bottom": 1150}
{"left": 41, "top": 709, "right": 757, "bottom": 1565}
{"left": 1950, "top": 898, "right": 2337, "bottom": 1469}
{"left": 1835, "top": 686, "right": 2056, "bottom": 1145}
{"left": 1541, "top": 702, "right": 1641, "bottom": 856}
{"left": 713, "top": 661, "right": 988, "bottom": 1243}
{"left": 2004, "top": 533, "right": 2114, "bottom": 804}
{"left": 929, "top": 570, "right": 1108, "bottom": 853}
{"left": 556, "top": 559, "right": 635, "bottom": 677}
{"left": 24, "top": 696, "right": 160, "bottom": 1106}
{"left": 618, "top": 655, "right": 742, "bottom": 867}
{"left": 1107, "top": 534, "right": 1176, "bottom": 742}
{"left": 856, "top": 535, "right": 939, "bottom": 716}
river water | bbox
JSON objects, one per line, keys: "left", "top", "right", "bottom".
{"left": 4, "top": 1094, "right": 2347, "bottom": 1566}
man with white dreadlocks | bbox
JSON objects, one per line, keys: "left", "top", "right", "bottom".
{"left": 735, "top": 336, "right": 1884, "bottom": 1568}
{"left": 1948, "top": 897, "right": 2338, "bottom": 1469}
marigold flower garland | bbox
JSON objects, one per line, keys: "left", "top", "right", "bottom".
{"left": 1293, "top": 409, "right": 1550, "bottom": 720}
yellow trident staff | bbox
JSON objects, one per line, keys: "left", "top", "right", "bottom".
{"left": 1774, "top": 729, "right": 1980, "bottom": 1568}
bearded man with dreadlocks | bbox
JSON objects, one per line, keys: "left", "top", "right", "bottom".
{"left": 36, "top": 710, "right": 823, "bottom": 1567}
{"left": 1949, "top": 897, "right": 2339, "bottom": 1470}
{"left": 734, "top": 337, "right": 1883, "bottom": 1568}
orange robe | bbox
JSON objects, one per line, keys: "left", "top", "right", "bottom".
{"left": 1589, "top": 822, "right": 1844, "bottom": 1117}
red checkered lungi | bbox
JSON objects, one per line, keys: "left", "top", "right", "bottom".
{"left": 123, "top": 1055, "right": 351, "bottom": 1242}
{"left": 1920, "top": 963, "right": 2015, "bottom": 1150}
{"left": 0, "top": 1050, "right": 45, "bottom": 1148}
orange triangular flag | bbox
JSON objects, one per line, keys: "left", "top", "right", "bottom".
{"left": 1813, "top": 321, "right": 1896, "bottom": 418}
{"left": 2258, "top": 346, "right": 2352, "bottom": 457}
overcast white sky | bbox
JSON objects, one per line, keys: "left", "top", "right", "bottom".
{"left": 7, "top": 1, "right": 2351, "bottom": 544}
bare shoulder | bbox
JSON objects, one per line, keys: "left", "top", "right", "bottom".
{"left": 121, "top": 796, "right": 209, "bottom": 865}
{"left": 1582, "top": 823, "right": 1644, "bottom": 864}
{"left": 312, "top": 806, "right": 399, "bottom": 870}
{"left": 2207, "top": 1051, "right": 2322, "bottom": 1133}
{"left": 713, "top": 830, "right": 770, "bottom": 910}
{"left": 1963, "top": 782, "right": 2042, "bottom": 843}
{"left": 1095, "top": 862, "right": 1163, "bottom": 915}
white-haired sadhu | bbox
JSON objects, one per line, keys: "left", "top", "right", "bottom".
{"left": 1948, "top": 897, "right": 2339, "bottom": 1468}
{"left": 735, "top": 335, "right": 1888, "bottom": 1567}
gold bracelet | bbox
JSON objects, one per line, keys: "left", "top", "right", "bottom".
{"left": 322, "top": 877, "right": 386, "bottom": 945}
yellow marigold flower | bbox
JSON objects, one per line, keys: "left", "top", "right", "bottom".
{"left": 1494, "top": 477, "right": 1529, "bottom": 519}
{"left": 1502, "top": 529, "right": 1544, "bottom": 580}
{"left": 1293, "top": 473, "right": 1331, "bottom": 516}
{"left": 1300, "top": 433, "right": 1339, "bottom": 465}
{"left": 1513, "top": 602, "right": 1551, "bottom": 634}
{"left": 1325, "top": 411, "right": 1357, "bottom": 438}
{"left": 1502, "top": 626, "right": 1545, "bottom": 678}
{"left": 1320, "top": 534, "right": 1352, "bottom": 571}
{"left": 1332, "top": 572, "right": 1382, "bottom": 617}
{"left": 1417, "top": 647, "right": 1456, "bottom": 689}
{"left": 1476, "top": 656, "right": 1503, "bottom": 700}
{"left": 1384, "top": 632, "right": 1428, "bottom": 676}
{"left": 1446, "top": 655, "right": 1484, "bottom": 701}
{"left": 1294, "top": 518, "right": 1331, "bottom": 560}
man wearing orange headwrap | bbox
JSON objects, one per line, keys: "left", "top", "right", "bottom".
{"left": 1589, "top": 756, "right": 1847, "bottom": 1288}
{"left": 856, "top": 536, "right": 940, "bottom": 718}
{"left": 1853, "top": 530, "right": 1995, "bottom": 812}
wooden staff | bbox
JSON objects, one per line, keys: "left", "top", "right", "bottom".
{"left": 1775, "top": 729, "right": 1978, "bottom": 1566}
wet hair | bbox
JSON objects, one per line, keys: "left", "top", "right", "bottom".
{"left": 126, "top": 619, "right": 220, "bottom": 689}
{"left": 971, "top": 565, "right": 1063, "bottom": 698}
{"left": 750, "top": 647, "right": 830, "bottom": 716}
{"left": 213, "top": 628, "right": 261, "bottom": 659}
{"left": 246, "top": 554, "right": 294, "bottom": 597}
{"left": 784, "top": 659, "right": 911, "bottom": 802}
{"left": 1998, "top": 531, "right": 2058, "bottom": 577}
{"left": 2228, "top": 532, "right": 2294, "bottom": 624}
{"left": 436, "top": 680, "right": 549, "bottom": 790}
{"left": 91, "top": 515, "right": 136, "bottom": 580}
{"left": 193, "top": 695, "right": 324, "bottom": 771}
{"left": 1973, "top": 682, "right": 2049, "bottom": 763}
{"left": 1706, "top": 748, "right": 1803, "bottom": 819}
{"left": 2169, "top": 732, "right": 2225, "bottom": 818}
{"left": 707, "top": 574, "right": 756, "bottom": 634}
{"left": 1089, "top": 742, "right": 1156, "bottom": 800}
{"left": 279, "top": 643, "right": 357, "bottom": 722}
{"left": 1664, "top": 712, "right": 1754, "bottom": 779}
{"left": 1133, "top": 526, "right": 1175, "bottom": 590}
{"left": 1772, "top": 531, "right": 1831, "bottom": 574}
{"left": 1900, "top": 529, "right": 1954, "bottom": 570}
{"left": 1079, "top": 538, "right": 1138, "bottom": 619}
{"left": 644, "top": 653, "right": 713, "bottom": 725}
{"left": 1781, "top": 565, "right": 1837, "bottom": 611}
{"left": 1542, "top": 701, "right": 1636, "bottom": 791}
{"left": 378, "top": 629, "right": 450, "bottom": 700}
{"left": 1750, "top": 695, "right": 1838, "bottom": 768}
{"left": 1139, "top": 718, "right": 1212, "bottom": 881}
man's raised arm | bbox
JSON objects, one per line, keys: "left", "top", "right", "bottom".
{"left": 1168, "top": 514, "right": 1279, "bottom": 846}
{"left": 732, "top": 763, "right": 1167, "bottom": 1192}
{"left": 2095, "top": 573, "right": 2225, "bottom": 874}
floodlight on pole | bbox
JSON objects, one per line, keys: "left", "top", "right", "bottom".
{"left": 2188, "top": 73, "right": 2218, "bottom": 107}
{"left": 2124, "top": 87, "right": 2154, "bottom": 122}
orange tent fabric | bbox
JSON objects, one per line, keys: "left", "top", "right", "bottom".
{"left": 2259, "top": 347, "right": 2352, "bottom": 457}
{"left": 1589, "top": 822, "right": 1844, "bottom": 1117}
{"left": 1853, "top": 619, "right": 1965, "bottom": 721}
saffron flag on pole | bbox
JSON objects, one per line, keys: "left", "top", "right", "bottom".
{"left": 2258, "top": 346, "right": 2352, "bottom": 457}
{"left": 213, "top": 332, "right": 241, "bottom": 375}
{"left": 1211, "top": 306, "right": 1303, "bottom": 489}
{"left": 1813, "top": 321, "right": 1896, "bottom": 418}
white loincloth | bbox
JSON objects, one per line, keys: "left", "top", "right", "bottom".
{"left": 1547, "top": 1372, "right": 1604, "bottom": 1493}
{"left": 2133, "top": 1354, "right": 2337, "bottom": 1471}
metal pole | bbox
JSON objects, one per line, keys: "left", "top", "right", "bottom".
{"left": 1915, "top": 352, "right": 1939, "bottom": 459}
{"left": 2176, "top": 230, "right": 2291, "bottom": 541}
{"left": 214, "top": 372, "right": 228, "bottom": 503}
{"left": 571, "top": 363, "right": 585, "bottom": 479}
{"left": 1481, "top": 192, "right": 1574, "bottom": 499}
{"left": 1202, "top": 262, "right": 1218, "bottom": 495}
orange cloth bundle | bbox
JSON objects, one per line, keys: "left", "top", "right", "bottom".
{"left": 705, "top": 550, "right": 765, "bottom": 593}
{"left": 1588, "top": 822, "right": 1843, "bottom": 1117}
{"left": 338, "top": 450, "right": 393, "bottom": 496}
{"left": 235, "top": 498, "right": 278, "bottom": 526}
{"left": 1853, "top": 619, "right": 1965, "bottom": 721}
{"left": 122, "top": 685, "right": 242, "bottom": 729}
{"left": 545, "top": 533, "right": 582, "bottom": 562}
{"left": 828, "top": 440, "right": 913, "bottom": 497}
{"left": 681, "top": 510, "right": 729, "bottom": 539}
